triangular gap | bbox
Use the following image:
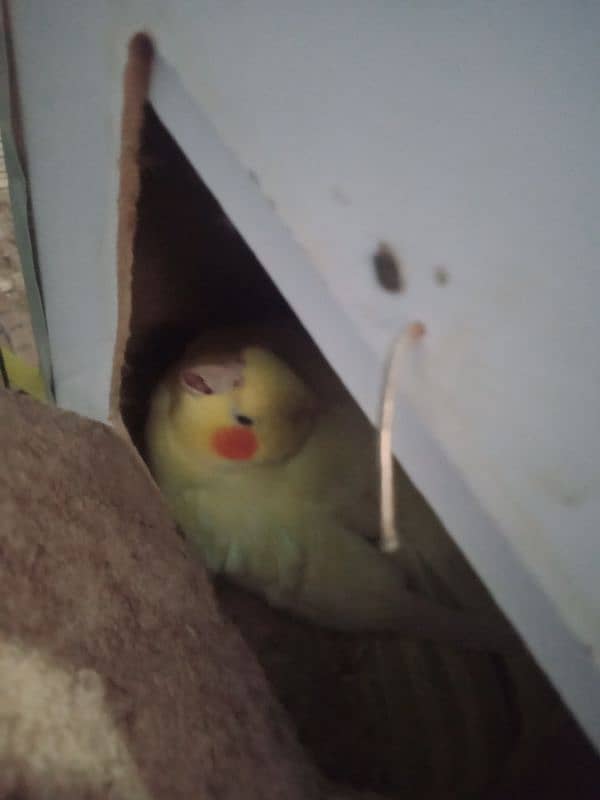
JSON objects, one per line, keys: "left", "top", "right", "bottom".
{"left": 118, "top": 102, "right": 302, "bottom": 452}
{"left": 112, "top": 40, "right": 352, "bottom": 456}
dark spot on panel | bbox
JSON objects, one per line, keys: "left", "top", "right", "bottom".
{"left": 331, "top": 186, "right": 351, "bottom": 206}
{"left": 434, "top": 266, "right": 450, "bottom": 286}
{"left": 372, "top": 243, "right": 404, "bottom": 293}
{"left": 248, "top": 170, "right": 260, "bottom": 186}
{"left": 562, "top": 491, "right": 583, "bottom": 508}
{"left": 581, "top": 641, "right": 594, "bottom": 657}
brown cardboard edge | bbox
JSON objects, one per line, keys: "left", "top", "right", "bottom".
{"left": 109, "top": 32, "right": 154, "bottom": 445}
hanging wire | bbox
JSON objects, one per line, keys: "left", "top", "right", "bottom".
{"left": 378, "top": 321, "right": 426, "bottom": 553}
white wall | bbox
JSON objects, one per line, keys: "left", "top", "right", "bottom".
{"left": 10, "top": 0, "right": 600, "bottom": 747}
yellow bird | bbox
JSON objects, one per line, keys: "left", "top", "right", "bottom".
{"left": 145, "top": 323, "right": 515, "bottom": 652}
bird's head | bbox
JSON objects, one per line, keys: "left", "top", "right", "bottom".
{"left": 167, "top": 344, "right": 318, "bottom": 467}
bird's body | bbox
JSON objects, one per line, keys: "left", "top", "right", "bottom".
{"left": 145, "top": 324, "right": 513, "bottom": 647}
{"left": 145, "top": 323, "right": 561, "bottom": 797}
{"left": 149, "top": 384, "right": 391, "bottom": 625}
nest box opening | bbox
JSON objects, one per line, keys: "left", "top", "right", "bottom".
{"left": 118, "top": 102, "right": 299, "bottom": 450}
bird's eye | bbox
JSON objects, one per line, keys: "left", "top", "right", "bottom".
{"left": 234, "top": 413, "right": 254, "bottom": 426}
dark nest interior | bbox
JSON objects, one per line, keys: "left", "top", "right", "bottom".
{"left": 119, "top": 105, "right": 296, "bottom": 452}
{"left": 115, "top": 102, "right": 597, "bottom": 799}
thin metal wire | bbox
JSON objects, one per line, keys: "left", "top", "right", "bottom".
{"left": 378, "top": 321, "right": 426, "bottom": 553}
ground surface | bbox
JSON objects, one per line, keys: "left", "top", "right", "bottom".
{"left": 0, "top": 173, "right": 38, "bottom": 365}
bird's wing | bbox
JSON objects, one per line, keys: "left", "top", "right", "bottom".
{"left": 271, "top": 507, "right": 519, "bottom": 653}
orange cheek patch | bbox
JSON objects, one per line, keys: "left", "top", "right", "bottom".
{"left": 212, "top": 426, "right": 258, "bottom": 460}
